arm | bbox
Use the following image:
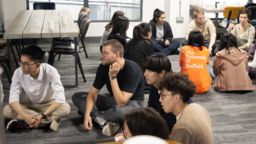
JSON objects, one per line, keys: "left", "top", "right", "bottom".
{"left": 208, "top": 20, "right": 216, "bottom": 53}
{"left": 109, "top": 62, "right": 132, "bottom": 106}
{"left": 179, "top": 47, "right": 186, "bottom": 71}
{"left": 241, "top": 26, "right": 255, "bottom": 50}
{"left": 164, "top": 22, "right": 173, "bottom": 45}
{"left": 84, "top": 86, "right": 99, "bottom": 130}
{"left": 213, "top": 56, "right": 222, "bottom": 75}
{"left": 171, "top": 127, "right": 193, "bottom": 144}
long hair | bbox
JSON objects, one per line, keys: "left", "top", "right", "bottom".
{"left": 133, "top": 22, "right": 151, "bottom": 40}
{"left": 110, "top": 16, "right": 129, "bottom": 36}
{"left": 219, "top": 33, "right": 238, "bottom": 51}
{"left": 152, "top": 8, "right": 165, "bottom": 22}
{"left": 105, "top": 11, "right": 125, "bottom": 30}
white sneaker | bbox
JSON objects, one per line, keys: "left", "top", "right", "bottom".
{"left": 249, "top": 62, "right": 256, "bottom": 68}
{"left": 102, "top": 122, "right": 120, "bottom": 136}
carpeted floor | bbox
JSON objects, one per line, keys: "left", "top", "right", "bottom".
{"left": 2, "top": 42, "right": 256, "bottom": 144}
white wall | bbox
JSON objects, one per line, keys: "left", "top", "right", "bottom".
{"left": 3, "top": 0, "right": 26, "bottom": 29}
{"left": 86, "top": 0, "right": 165, "bottom": 38}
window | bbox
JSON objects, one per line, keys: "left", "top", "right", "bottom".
{"left": 27, "top": 0, "right": 142, "bottom": 21}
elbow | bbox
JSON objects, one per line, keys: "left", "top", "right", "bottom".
{"left": 116, "top": 99, "right": 128, "bottom": 107}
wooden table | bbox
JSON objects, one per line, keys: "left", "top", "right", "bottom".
{"left": 3, "top": 10, "right": 80, "bottom": 86}
{"left": 4, "top": 10, "right": 79, "bottom": 39}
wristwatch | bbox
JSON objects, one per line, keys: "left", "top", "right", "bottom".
{"left": 41, "top": 113, "right": 48, "bottom": 119}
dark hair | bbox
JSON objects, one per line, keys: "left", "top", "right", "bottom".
{"left": 159, "top": 72, "right": 195, "bottom": 103}
{"left": 124, "top": 107, "right": 170, "bottom": 139}
{"left": 133, "top": 22, "right": 151, "bottom": 40}
{"left": 20, "top": 45, "right": 44, "bottom": 63}
{"left": 219, "top": 33, "right": 238, "bottom": 51}
{"left": 187, "top": 31, "right": 204, "bottom": 50}
{"left": 110, "top": 15, "right": 129, "bottom": 36}
{"left": 144, "top": 53, "right": 172, "bottom": 73}
{"left": 153, "top": 8, "right": 165, "bottom": 22}
{"left": 239, "top": 9, "right": 251, "bottom": 20}
{"left": 102, "top": 39, "right": 124, "bottom": 57}
{"left": 105, "top": 11, "right": 125, "bottom": 30}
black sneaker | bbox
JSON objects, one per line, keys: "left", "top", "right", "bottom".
{"left": 6, "top": 119, "right": 28, "bottom": 132}
{"left": 102, "top": 122, "right": 120, "bottom": 136}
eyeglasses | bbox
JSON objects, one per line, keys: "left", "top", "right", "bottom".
{"left": 19, "top": 61, "right": 37, "bottom": 67}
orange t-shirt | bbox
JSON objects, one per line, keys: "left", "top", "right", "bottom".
{"left": 180, "top": 45, "right": 211, "bottom": 94}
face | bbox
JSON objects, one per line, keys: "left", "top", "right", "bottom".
{"left": 159, "top": 89, "right": 178, "bottom": 113}
{"left": 100, "top": 45, "right": 117, "bottom": 65}
{"left": 239, "top": 13, "right": 248, "bottom": 25}
{"left": 157, "top": 14, "right": 166, "bottom": 25}
{"left": 123, "top": 121, "right": 132, "bottom": 139}
{"left": 20, "top": 55, "right": 39, "bottom": 75}
{"left": 144, "top": 69, "right": 163, "bottom": 86}
{"left": 196, "top": 14, "right": 205, "bottom": 25}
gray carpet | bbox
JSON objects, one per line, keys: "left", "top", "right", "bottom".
{"left": 2, "top": 42, "right": 256, "bottom": 144}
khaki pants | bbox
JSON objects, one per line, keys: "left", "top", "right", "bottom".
{"left": 3, "top": 101, "right": 71, "bottom": 121}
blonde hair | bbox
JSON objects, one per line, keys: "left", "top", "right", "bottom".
{"left": 193, "top": 7, "right": 205, "bottom": 19}
{"left": 80, "top": 7, "right": 91, "bottom": 15}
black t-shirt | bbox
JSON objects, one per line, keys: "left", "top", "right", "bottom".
{"left": 93, "top": 59, "right": 144, "bottom": 101}
{"left": 148, "top": 86, "right": 176, "bottom": 131}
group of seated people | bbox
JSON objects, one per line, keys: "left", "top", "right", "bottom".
{"left": 2, "top": 5, "right": 256, "bottom": 144}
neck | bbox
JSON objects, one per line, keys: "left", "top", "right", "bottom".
{"left": 174, "top": 102, "right": 189, "bottom": 116}
{"left": 30, "top": 67, "right": 40, "bottom": 79}
{"left": 117, "top": 57, "right": 125, "bottom": 70}
{"left": 241, "top": 22, "right": 248, "bottom": 28}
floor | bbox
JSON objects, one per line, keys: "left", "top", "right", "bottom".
{"left": 2, "top": 42, "right": 256, "bottom": 144}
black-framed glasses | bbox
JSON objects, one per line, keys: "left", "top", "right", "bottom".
{"left": 19, "top": 61, "right": 37, "bottom": 67}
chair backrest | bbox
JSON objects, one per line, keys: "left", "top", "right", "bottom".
{"left": 80, "top": 19, "right": 91, "bottom": 38}
{"left": 223, "top": 6, "right": 245, "bottom": 20}
{"left": 248, "top": 6, "right": 256, "bottom": 20}
{"left": 33, "top": 2, "right": 56, "bottom": 10}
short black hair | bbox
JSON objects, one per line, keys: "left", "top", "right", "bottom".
{"left": 187, "top": 31, "right": 204, "bottom": 48}
{"left": 144, "top": 53, "right": 172, "bottom": 73}
{"left": 124, "top": 107, "right": 170, "bottom": 139}
{"left": 20, "top": 45, "right": 44, "bottom": 63}
{"left": 159, "top": 72, "right": 195, "bottom": 103}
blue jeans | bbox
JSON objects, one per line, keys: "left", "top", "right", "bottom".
{"left": 153, "top": 40, "right": 180, "bottom": 55}
{"left": 72, "top": 92, "right": 143, "bottom": 123}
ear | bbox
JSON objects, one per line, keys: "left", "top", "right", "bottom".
{"left": 159, "top": 70, "right": 166, "bottom": 77}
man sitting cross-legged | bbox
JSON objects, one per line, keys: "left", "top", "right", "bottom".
{"left": 3, "top": 45, "right": 70, "bottom": 132}
{"left": 72, "top": 39, "right": 144, "bottom": 136}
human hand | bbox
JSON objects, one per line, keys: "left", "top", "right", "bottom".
{"left": 84, "top": 115, "right": 93, "bottom": 130}
{"left": 23, "top": 114, "right": 37, "bottom": 128}
{"left": 109, "top": 62, "right": 120, "bottom": 78}
{"left": 33, "top": 114, "right": 43, "bottom": 128}
{"left": 164, "top": 39, "right": 170, "bottom": 46}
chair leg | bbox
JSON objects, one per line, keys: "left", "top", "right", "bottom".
{"left": 76, "top": 52, "right": 86, "bottom": 82}
{"left": 79, "top": 36, "right": 88, "bottom": 58}
{"left": 9, "top": 41, "right": 19, "bottom": 67}
{"left": 1, "top": 63, "right": 12, "bottom": 84}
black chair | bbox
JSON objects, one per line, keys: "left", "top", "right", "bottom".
{"left": 247, "top": 6, "right": 256, "bottom": 26}
{"left": 78, "top": 19, "right": 90, "bottom": 58}
{"left": 33, "top": 2, "right": 56, "bottom": 10}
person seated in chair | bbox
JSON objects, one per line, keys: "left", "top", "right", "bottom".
{"left": 72, "top": 39, "right": 144, "bottom": 136}
{"left": 3, "top": 45, "right": 70, "bottom": 132}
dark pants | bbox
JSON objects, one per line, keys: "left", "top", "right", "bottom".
{"left": 153, "top": 40, "right": 180, "bottom": 55}
{"left": 72, "top": 92, "right": 143, "bottom": 123}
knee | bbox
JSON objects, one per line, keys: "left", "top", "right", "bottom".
{"left": 3, "top": 104, "right": 14, "bottom": 119}
{"left": 72, "top": 92, "right": 88, "bottom": 107}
